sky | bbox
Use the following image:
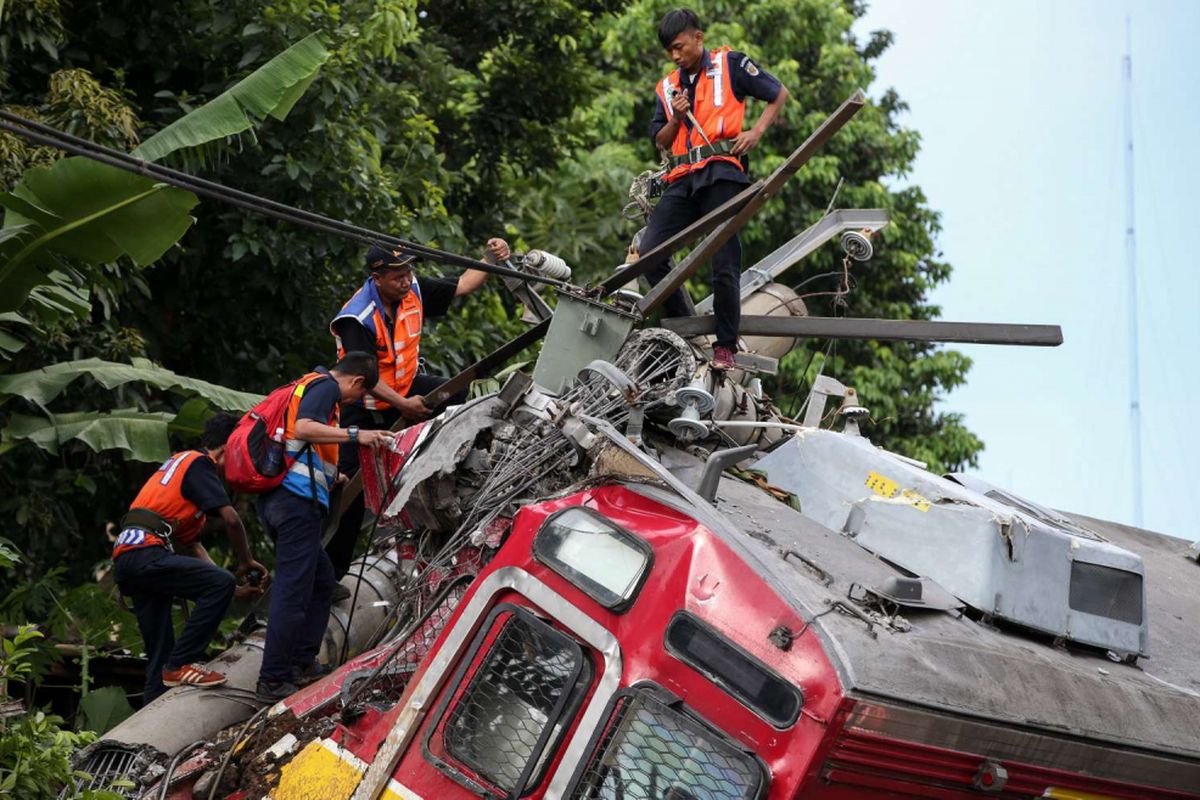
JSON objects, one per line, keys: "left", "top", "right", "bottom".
{"left": 852, "top": 0, "right": 1200, "bottom": 539}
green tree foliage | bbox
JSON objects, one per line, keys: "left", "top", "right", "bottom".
{"left": 0, "top": 626, "right": 127, "bottom": 799}
{"left": 0, "top": 0, "right": 980, "bottom": 656}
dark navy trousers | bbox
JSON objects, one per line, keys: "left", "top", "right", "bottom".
{"left": 642, "top": 177, "right": 745, "bottom": 349}
{"left": 113, "top": 546, "right": 236, "bottom": 703}
{"left": 258, "top": 488, "right": 336, "bottom": 683}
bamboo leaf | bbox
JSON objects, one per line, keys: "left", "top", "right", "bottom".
{"left": 132, "top": 34, "right": 330, "bottom": 163}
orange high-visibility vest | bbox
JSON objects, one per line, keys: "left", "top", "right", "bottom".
{"left": 280, "top": 371, "right": 340, "bottom": 506}
{"left": 656, "top": 46, "right": 747, "bottom": 184}
{"left": 331, "top": 278, "right": 424, "bottom": 409}
{"left": 114, "top": 450, "right": 209, "bottom": 557}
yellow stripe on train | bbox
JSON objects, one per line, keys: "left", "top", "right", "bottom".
{"left": 269, "top": 737, "right": 424, "bottom": 800}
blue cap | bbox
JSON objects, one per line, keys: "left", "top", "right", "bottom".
{"left": 366, "top": 244, "right": 419, "bottom": 272}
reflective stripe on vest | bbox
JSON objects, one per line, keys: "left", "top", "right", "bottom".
{"left": 331, "top": 277, "right": 424, "bottom": 409}
{"left": 655, "top": 47, "right": 746, "bottom": 184}
{"left": 281, "top": 372, "right": 340, "bottom": 506}
{"left": 115, "top": 450, "right": 208, "bottom": 556}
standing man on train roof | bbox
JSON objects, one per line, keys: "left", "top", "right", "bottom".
{"left": 326, "top": 237, "right": 510, "bottom": 584}
{"left": 643, "top": 8, "right": 789, "bottom": 370}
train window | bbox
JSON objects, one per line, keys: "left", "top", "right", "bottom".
{"left": 534, "top": 507, "right": 652, "bottom": 612}
{"left": 568, "top": 686, "right": 766, "bottom": 800}
{"left": 425, "top": 605, "right": 594, "bottom": 797}
{"left": 665, "top": 612, "right": 802, "bottom": 728}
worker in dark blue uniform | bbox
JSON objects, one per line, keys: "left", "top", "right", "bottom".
{"left": 643, "top": 8, "right": 789, "bottom": 369}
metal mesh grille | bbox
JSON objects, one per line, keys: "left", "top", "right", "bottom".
{"left": 1068, "top": 561, "right": 1144, "bottom": 624}
{"left": 435, "top": 610, "right": 587, "bottom": 795}
{"left": 61, "top": 743, "right": 147, "bottom": 798}
{"left": 615, "top": 329, "right": 697, "bottom": 409}
{"left": 570, "top": 690, "right": 763, "bottom": 800}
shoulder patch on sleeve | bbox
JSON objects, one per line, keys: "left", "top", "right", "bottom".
{"left": 745, "top": 60, "right": 760, "bottom": 76}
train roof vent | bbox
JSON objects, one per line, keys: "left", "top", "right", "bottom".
{"left": 756, "top": 430, "right": 1150, "bottom": 658}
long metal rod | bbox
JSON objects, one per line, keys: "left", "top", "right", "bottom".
{"left": 660, "top": 314, "right": 1064, "bottom": 346}
{"left": 638, "top": 89, "right": 867, "bottom": 315}
{"left": 1123, "top": 16, "right": 1143, "bottom": 527}
{"left": 0, "top": 112, "right": 565, "bottom": 287}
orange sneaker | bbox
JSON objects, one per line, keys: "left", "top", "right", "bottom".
{"left": 162, "top": 663, "right": 228, "bottom": 688}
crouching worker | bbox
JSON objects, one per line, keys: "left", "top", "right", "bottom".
{"left": 256, "top": 352, "right": 395, "bottom": 703}
{"left": 113, "top": 413, "right": 268, "bottom": 704}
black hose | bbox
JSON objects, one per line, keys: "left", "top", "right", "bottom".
{"left": 0, "top": 112, "right": 566, "bottom": 288}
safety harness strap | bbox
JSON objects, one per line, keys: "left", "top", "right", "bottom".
{"left": 666, "top": 139, "right": 735, "bottom": 168}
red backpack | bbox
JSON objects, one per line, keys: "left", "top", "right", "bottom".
{"left": 224, "top": 380, "right": 305, "bottom": 494}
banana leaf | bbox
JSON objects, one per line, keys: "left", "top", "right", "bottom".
{"left": 0, "top": 357, "right": 263, "bottom": 410}
{"left": 0, "top": 159, "right": 198, "bottom": 313}
{"left": 0, "top": 35, "right": 328, "bottom": 321}
{"left": 132, "top": 33, "right": 330, "bottom": 164}
{"left": 2, "top": 408, "right": 178, "bottom": 461}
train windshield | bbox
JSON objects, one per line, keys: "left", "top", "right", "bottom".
{"left": 570, "top": 687, "right": 764, "bottom": 800}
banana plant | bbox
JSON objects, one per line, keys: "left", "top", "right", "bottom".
{"left": 0, "top": 358, "right": 264, "bottom": 461}
{"left": 0, "top": 33, "right": 330, "bottom": 322}
{"left": 0, "top": 35, "right": 329, "bottom": 460}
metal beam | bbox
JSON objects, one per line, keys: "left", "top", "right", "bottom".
{"left": 661, "top": 315, "right": 1065, "bottom": 346}
{"left": 638, "top": 89, "right": 867, "bottom": 315}
{"left": 423, "top": 318, "right": 551, "bottom": 409}
{"left": 694, "top": 208, "right": 890, "bottom": 314}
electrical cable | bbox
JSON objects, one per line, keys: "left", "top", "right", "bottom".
{"left": 206, "top": 704, "right": 271, "bottom": 800}
{"left": 0, "top": 112, "right": 565, "bottom": 288}
{"left": 158, "top": 739, "right": 206, "bottom": 800}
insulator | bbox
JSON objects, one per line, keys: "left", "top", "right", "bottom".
{"left": 523, "top": 249, "right": 573, "bottom": 280}
{"left": 675, "top": 372, "right": 716, "bottom": 414}
{"left": 669, "top": 403, "right": 709, "bottom": 442}
{"left": 840, "top": 229, "right": 874, "bottom": 262}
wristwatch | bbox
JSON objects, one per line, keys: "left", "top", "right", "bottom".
{"left": 347, "top": 425, "right": 360, "bottom": 444}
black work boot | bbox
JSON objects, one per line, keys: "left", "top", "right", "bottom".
{"left": 256, "top": 678, "right": 299, "bottom": 704}
{"left": 292, "top": 660, "right": 334, "bottom": 687}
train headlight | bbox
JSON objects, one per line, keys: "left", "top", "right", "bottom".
{"left": 534, "top": 507, "right": 652, "bottom": 611}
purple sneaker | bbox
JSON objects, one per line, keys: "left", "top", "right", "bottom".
{"left": 711, "top": 345, "right": 737, "bottom": 370}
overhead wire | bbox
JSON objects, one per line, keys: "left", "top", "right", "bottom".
{"left": 0, "top": 111, "right": 565, "bottom": 288}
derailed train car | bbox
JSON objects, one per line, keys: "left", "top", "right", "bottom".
{"left": 60, "top": 88, "right": 1200, "bottom": 799}
{"left": 82, "top": 321, "right": 1200, "bottom": 799}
